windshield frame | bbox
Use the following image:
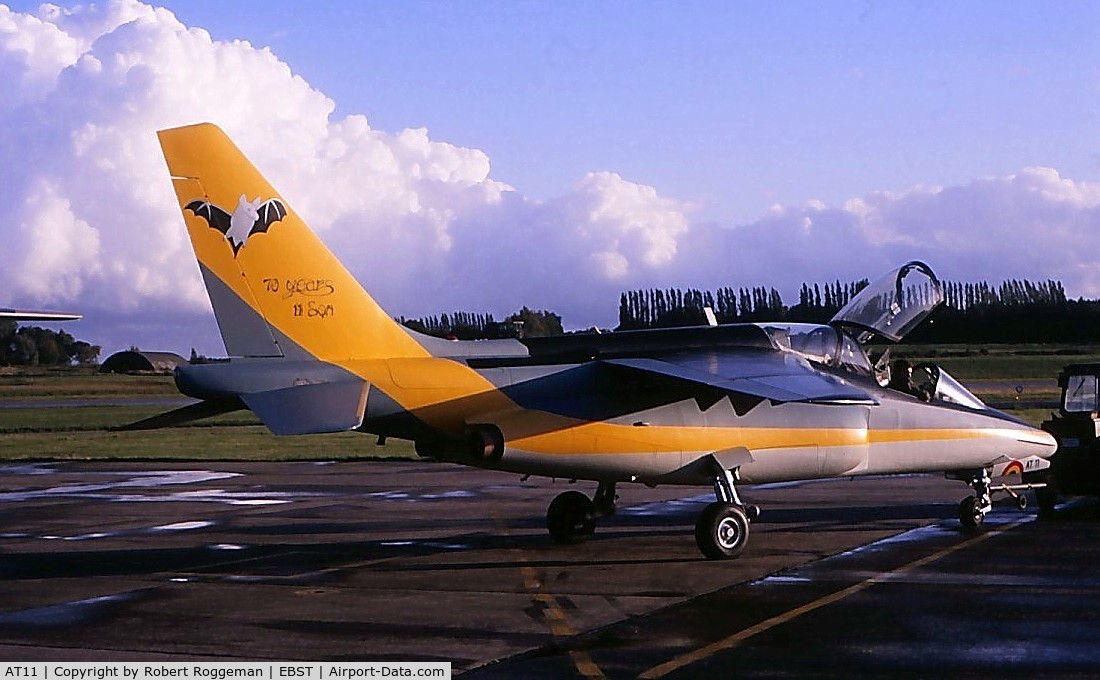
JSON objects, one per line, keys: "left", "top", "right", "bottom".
{"left": 906, "top": 362, "right": 988, "bottom": 410}
{"left": 932, "top": 367, "right": 988, "bottom": 410}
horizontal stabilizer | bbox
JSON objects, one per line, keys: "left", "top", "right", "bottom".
{"left": 242, "top": 380, "right": 369, "bottom": 435}
{"left": 114, "top": 398, "right": 246, "bottom": 431}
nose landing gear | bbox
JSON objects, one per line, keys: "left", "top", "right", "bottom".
{"left": 951, "top": 463, "right": 1049, "bottom": 530}
{"left": 957, "top": 469, "right": 993, "bottom": 530}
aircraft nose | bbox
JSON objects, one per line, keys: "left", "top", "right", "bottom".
{"left": 1015, "top": 426, "right": 1058, "bottom": 459}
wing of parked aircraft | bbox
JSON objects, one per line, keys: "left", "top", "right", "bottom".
{"left": 608, "top": 354, "right": 878, "bottom": 406}
{"left": 0, "top": 309, "right": 81, "bottom": 321}
{"left": 143, "top": 122, "right": 1057, "bottom": 560}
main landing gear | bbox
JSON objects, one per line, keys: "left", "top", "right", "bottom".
{"left": 546, "top": 481, "right": 617, "bottom": 544}
{"left": 695, "top": 466, "right": 759, "bottom": 559}
{"left": 545, "top": 470, "right": 758, "bottom": 559}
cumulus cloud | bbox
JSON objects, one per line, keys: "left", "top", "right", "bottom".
{"left": 680, "top": 168, "right": 1100, "bottom": 299}
{"left": 1, "top": 0, "right": 1098, "bottom": 357}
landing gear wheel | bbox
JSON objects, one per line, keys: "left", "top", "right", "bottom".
{"left": 958, "top": 495, "right": 985, "bottom": 530}
{"left": 695, "top": 502, "right": 750, "bottom": 560}
{"left": 547, "top": 490, "right": 596, "bottom": 544}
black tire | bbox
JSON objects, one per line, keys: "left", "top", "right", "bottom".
{"left": 695, "top": 502, "right": 750, "bottom": 560}
{"left": 546, "top": 491, "right": 596, "bottom": 544}
{"left": 958, "top": 496, "right": 984, "bottom": 530}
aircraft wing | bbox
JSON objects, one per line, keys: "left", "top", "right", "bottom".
{"left": 0, "top": 308, "right": 81, "bottom": 321}
{"left": 499, "top": 348, "right": 876, "bottom": 422}
{"left": 604, "top": 350, "right": 878, "bottom": 408}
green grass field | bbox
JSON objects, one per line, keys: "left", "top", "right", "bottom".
{"left": 893, "top": 343, "right": 1100, "bottom": 380}
{"left": 0, "top": 343, "right": 1080, "bottom": 461}
{"left": 0, "top": 426, "right": 414, "bottom": 461}
{"left": 0, "top": 370, "right": 178, "bottom": 400}
{"left": 0, "top": 371, "right": 417, "bottom": 461}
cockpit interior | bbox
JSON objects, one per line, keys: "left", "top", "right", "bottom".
{"left": 759, "top": 261, "right": 989, "bottom": 411}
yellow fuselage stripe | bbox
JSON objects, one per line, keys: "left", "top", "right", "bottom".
{"left": 509, "top": 425, "right": 1039, "bottom": 455}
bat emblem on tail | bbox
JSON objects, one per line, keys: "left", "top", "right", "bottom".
{"left": 186, "top": 194, "right": 287, "bottom": 255}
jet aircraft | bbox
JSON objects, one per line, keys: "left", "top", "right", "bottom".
{"left": 145, "top": 123, "right": 1057, "bottom": 559}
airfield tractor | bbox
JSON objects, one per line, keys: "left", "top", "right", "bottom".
{"left": 1038, "top": 363, "right": 1100, "bottom": 513}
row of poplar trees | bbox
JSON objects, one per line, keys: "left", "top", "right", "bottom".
{"left": 398, "top": 277, "right": 1094, "bottom": 343}
{"left": 399, "top": 307, "right": 564, "bottom": 340}
{"left": 617, "top": 279, "right": 871, "bottom": 330}
{"left": 618, "top": 277, "right": 1096, "bottom": 343}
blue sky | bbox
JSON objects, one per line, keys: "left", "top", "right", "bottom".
{"left": 157, "top": 1, "right": 1100, "bottom": 224}
{"left": 2, "top": 0, "right": 1100, "bottom": 355}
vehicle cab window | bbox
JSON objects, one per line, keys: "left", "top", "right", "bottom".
{"left": 1065, "top": 374, "right": 1098, "bottom": 413}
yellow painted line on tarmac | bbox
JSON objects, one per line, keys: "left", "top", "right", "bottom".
{"left": 532, "top": 593, "right": 606, "bottom": 679}
{"left": 639, "top": 517, "right": 1031, "bottom": 679}
{"left": 570, "top": 649, "right": 609, "bottom": 679}
{"left": 519, "top": 564, "right": 542, "bottom": 591}
{"left": 490, "top": 510, "right": 608, "bottom": 680}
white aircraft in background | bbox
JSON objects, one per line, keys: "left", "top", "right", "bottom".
{"left": 0, "top": 309, "right": 81, "bottom": 322}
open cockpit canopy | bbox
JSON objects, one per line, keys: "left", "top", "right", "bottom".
{"left": 830, "top": 261, "right": 943, "bottom": 343}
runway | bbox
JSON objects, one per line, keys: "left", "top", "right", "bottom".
{"left": 0, "top": 460, "right": 1097, "bottom": 677}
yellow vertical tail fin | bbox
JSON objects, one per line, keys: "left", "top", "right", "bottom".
{"left": 158, "top": 123, "right": 428, "bottom": 361}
